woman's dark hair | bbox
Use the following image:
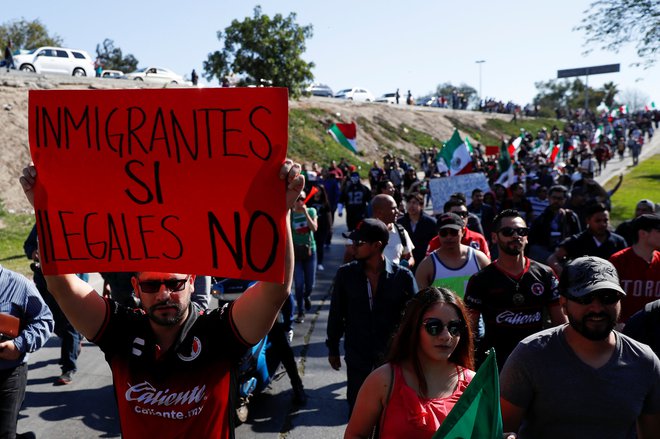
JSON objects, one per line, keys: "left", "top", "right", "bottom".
{"left": 386, "top": 287, "right": 474, "bottom": 397}
{"left": 311, "top": 184, "right": 330, "bottom": 207}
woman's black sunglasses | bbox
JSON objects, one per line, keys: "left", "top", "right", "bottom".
{"left": 422, "top": 318, "right": 464, "bottom": 337}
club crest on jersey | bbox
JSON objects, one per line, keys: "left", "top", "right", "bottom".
{"left": 132, "top": 337, "right": 145, "bottom": 357}
{"left": 178, "top": 336, "right": 202, "bottom": 362}
{"left": 531, "top": 282, "right": 545, "bottom": 296}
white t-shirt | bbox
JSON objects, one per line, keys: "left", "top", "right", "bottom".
{"left": 383, "top": 224, "right": 414, "bottom": 264}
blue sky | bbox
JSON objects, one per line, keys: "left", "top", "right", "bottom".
{"left": 5, "top": 0, "right": 659, "bottom": 106}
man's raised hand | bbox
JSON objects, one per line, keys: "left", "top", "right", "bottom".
{"left": 19, "top": 164, "right": 37, "bottom": 208}
{"left": 281, "top": 159, "right": 304, "bottom": 209}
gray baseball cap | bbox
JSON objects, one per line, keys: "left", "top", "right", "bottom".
{"left": 559, "top": 256, "right": 625, "bottom": 298}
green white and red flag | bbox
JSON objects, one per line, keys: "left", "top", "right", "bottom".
{"left": 437, "top": 129, "right": 474, "bottom": 175}
{"left": 328, "top": 122, "right": 357, "bottom": 154}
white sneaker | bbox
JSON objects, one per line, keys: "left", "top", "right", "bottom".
{"left": 317, "top": 264, "right": 325, "bottom": 271}
{"left": 286, "top": 330, "right": 294, "bottom": 344}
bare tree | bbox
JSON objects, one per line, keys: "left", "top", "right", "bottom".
{"left": 575, "top": 0, "right": 659, "bottom": 68}
{"left": 619, "top": 88, "right": 650, "bottom": 111}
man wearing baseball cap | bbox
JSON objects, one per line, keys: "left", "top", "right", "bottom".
{"left": 610, "top": 213, "right": 660, "bottom": 323}
{"left": 500, "top": 256, "right": 660, "bottom": 438}
{"left": 326, "top": 218, "right": 417, "bottom": 416}
{"left": 415, "top": 212, "right": 489, "bottom": 296}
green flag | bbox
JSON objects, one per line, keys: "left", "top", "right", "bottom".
{"left": 433, "top": 350, "right": 503, "bottom": 439}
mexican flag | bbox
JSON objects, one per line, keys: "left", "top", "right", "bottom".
{"left": 328, "top": 122, "right": 357, "bottom": 154}
{"left": 438, "top": 129, "right": 474, "bottom": 175}
{"left": 549, "top": 141, "right": 560, "bottom": 164}
{"left": 433, "top": 350, "right": 503, "bottom": 439}
{"left": 508, "top": 134, "right": 523, "bottom": 159}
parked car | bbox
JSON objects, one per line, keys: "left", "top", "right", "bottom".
{"left": 101, "top": 69, "right": 125, "bottom": 79}
{"left": 13, "top": 46, "right": 95, "bottom": 76}
{"left": 124, "top": 67, "right": 185, "bottom": 84}
{"left": 375, "top": 92, "right": 401, "bottom": 104}
{"left": 334, "top": 87, "right": 375, "bottom": 102}
{"left": 305, "top": 83, "right": 334, "bottom": 97}
{"left": 416, "top": 96, "right": 437, "bottom": 107}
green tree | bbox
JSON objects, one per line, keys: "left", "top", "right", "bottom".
{"left": 0, "top": 18, "right": 62, "bottom": 50}
{"left": 575, "top": 0, "right": 659, "bottom": 68}
{"left": 204, "top": 6, "right": 314, "bottom": 97}
{"left": 533, "top": 78, "right": 611, "bottom": 116}
{"left": 95, "top": 38, "right": 138, "bottom": 72}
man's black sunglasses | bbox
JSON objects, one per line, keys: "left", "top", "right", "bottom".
{"left": 439, "top": 229, "right": 459, "bottom": 237}
{"left": 422, "top": 318, "right": 465, "bottom": 337}
{"left": 138, "top": 276, "right": 190, "bottom": 294}
{"left": 566, "top": 290, "right": 622, "bottom": 305}
{"left": 498, "top": 227, "right": 529, "bottom": 237}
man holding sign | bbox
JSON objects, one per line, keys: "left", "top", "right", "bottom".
{"left": 21, "top": 87, "right": 303, "bottom": 438}
{"left": 20, "top": 160, "right": 303, "bottom": 438}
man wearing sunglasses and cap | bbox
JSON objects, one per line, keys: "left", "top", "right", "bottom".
{"left": 19, "top": 160, "right": 304, "bottom": 439}
{"left": 500, "top": 256, "right": 660, "bottom": 439}
{"left": 464, "top": 209, "right": 567, "bottom": 369}
{"left": 326, "top": 218, "right": 417, "bottom": 417}
{"left": 415, "top": 212, "right": 490, "bottom": 295}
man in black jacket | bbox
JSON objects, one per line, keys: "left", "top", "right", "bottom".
{"left": 528, "top": 185, "right": 582, "bottom": 264}
{"left": 397, "top": 192, "right": 437, "bottom": 273}
{"left": 326, "top": 218, "right": 417, "bottom": 417}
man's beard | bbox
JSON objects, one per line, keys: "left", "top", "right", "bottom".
{"left": 567, "top": 310, "right": 616, "bottom": 341}
{"left": 499, "top": 240, "right": 523, "bottom": 256}
{"left": 147, "top": 301, "right": 186, "bottom": 326}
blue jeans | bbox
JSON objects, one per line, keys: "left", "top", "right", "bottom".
{"left": 0, "top": 363, "right": 27, "bottom": 437}
{"left": 294, "top": 250, "right": 316, "bottom": 314}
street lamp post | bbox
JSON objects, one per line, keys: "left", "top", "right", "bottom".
{"left": 475, "top": 60, "right": 485, "bottom": 107}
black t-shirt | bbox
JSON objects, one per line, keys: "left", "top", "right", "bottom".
{"left": 464, "top": 258, "right": 560, "bottom": 368}
{"left": 559, "top": 230, "right": 627, "bottom": 261}
{"left": 92, "top": 300, "right": 249, "bottom": 439}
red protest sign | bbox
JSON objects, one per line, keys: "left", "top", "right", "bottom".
{"left": 28, "top": 87, "right": 288, "bottom": 282}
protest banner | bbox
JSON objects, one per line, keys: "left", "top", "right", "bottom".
{"left": 429, "top": 173, "right": 490, "bottom": 214}
{"left": 28, "top": 87, "right": 288, "bottom": 282}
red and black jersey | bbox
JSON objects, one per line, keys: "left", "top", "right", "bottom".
{"left": 92, "top": 299, "right": 250, "bottom": 439}
{"left": 464, "top": 258, "right": 560, "bottom": 368}
{"left": 610, "top": 248, "right": 660, "bottom": 323}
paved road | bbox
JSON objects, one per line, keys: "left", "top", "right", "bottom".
{"left": 16, "top": 131, "right": 659, "bottom": 437}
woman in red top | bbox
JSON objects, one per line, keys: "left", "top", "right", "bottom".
{"left": 344, "top": 287, "right": 475, "bottom": 439}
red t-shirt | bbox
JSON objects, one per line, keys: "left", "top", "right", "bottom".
{"left": 426, "top": 228, "right": 491, "bottom": 259}
{"left": 609, "top": 248, "right": 660, "bottom": 322}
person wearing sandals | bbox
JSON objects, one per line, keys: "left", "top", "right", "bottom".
{"left": 344, "top": 287, "right": 475, "bottom": 439}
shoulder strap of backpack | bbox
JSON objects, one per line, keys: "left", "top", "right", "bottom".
{"left": 394, "top": 223, "right": 408, "bottom": 249}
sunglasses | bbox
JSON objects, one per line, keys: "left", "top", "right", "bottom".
{"left": 138, "top": 276, "right": 190, "bottom": 294}
{"left": 498, "top": 227, "right": 529, "bottom": 237}
{"left": 566, "top": 290, "right": 622, "bottom": 305}
{"left": 439, "top": 228, "right": 459, "bottom": 237}
{"left": 453, "top": 211, "right": 469, "bottom": 218}
{"left": 422, "top": 318, "right": 464, "bottom": 337}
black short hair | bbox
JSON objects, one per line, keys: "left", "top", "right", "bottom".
{"left": 585, "top": 202, "right": 608, "bottom": 219}
{"left": 444, "top": 199, "right": 466, "bottom": 212}
{"left": 548, "top": 185, "right": 568, "bottom": 197}
{"left": 493, "top": 209, "right": 523, "bottom": 231}
{"left": 471, "top": 188, "right": 483, "bottom": 197}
